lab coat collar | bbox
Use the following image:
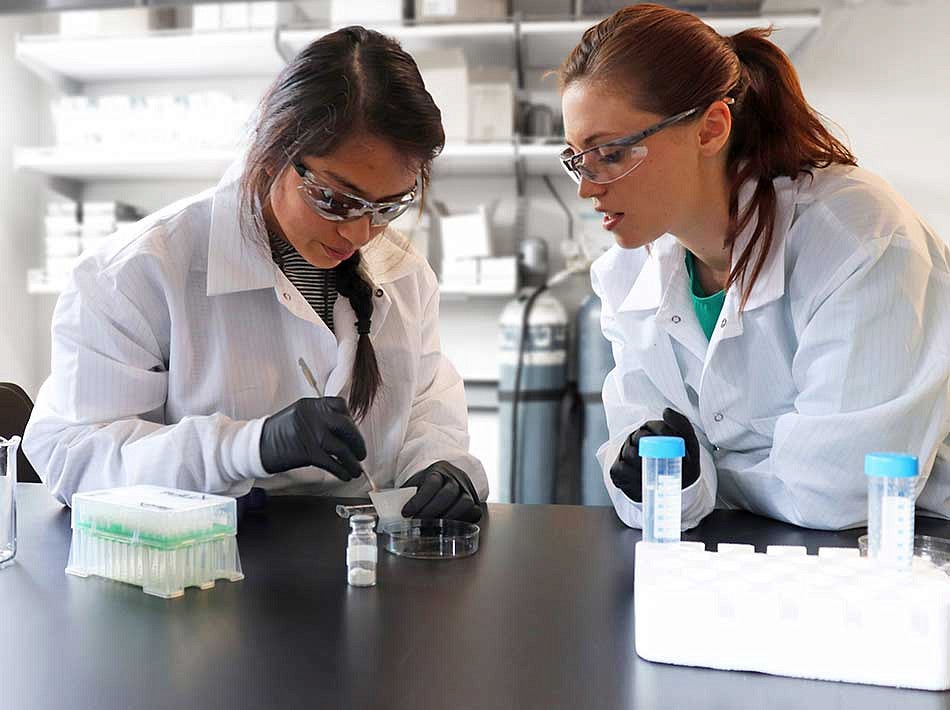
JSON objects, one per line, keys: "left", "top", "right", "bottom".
{"left": 617, "top": 235, "right": 679, "bottom": 313}
{"left": 206, "top": 159, "right": 276, "bottom": 296}
{"left": 617, "top": 174, "right": 799, "bottom": 315}
{"left": 731, "top": 175, "right": 797, "bottom": 313}
{"left": 206, "top": 158, "right": 426, "bottom": 298}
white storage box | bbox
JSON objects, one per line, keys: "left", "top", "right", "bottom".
{"left": 469, "top": 68, "right": 514, "bottom": 142}
{"left": 192, "top": 4, "right": 223, "bottom": 30}
{"left": 331, "top": 0, "right": 403, "bottom": 25}
{"left": 59, "top": 8, "right": 178, "bottom": 37}
{"left": 67, "top": 486, "right": 244, "bottom": 599}
{"left": 635, "top": 540, "right": 950, "bottom": 691}
{"left": 414, "top": 49, "right": 469, "bottom": 143}
{"left": 439, "top": 206, "right": 491, "bottom": 262}
{"left": 477, "top": 256, "right": 517, "bottom": 292}
{"left": 414, "top": 0, "right": 507, "bottom": 22}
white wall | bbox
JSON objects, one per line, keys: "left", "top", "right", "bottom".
{"left": 0, "top": 13, "right": 46, "bottom": 395}
{"left": 795, "top": 0, "right": 950, "bottom": 238}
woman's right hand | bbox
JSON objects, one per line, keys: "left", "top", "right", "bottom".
{"left": 259, "top": 397, "right": 367, "bottom": 480}
{"left": 610, "top": 408, "right": 700, "bottom": 502}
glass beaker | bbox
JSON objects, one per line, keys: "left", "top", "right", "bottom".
{"left": 0, "top": 435, "right": 19, "bottom": 567}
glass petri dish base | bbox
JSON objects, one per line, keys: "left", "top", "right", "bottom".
{"left": 380, "top": 519, "right": 480, "bottom": 559}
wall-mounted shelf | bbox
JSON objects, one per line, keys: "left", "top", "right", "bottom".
{"left": 15, "top": 143, "right": 567, "bottom": 181}
{"left": 15, "top": 29, "right": 285, "bottom": 87}
{"left": 16, "top": 12, "right": 821, "bottom": 88}
{"left": 14, "top": 147, "right": 237, "bottom": 180}
{"left": 520, "top": 13, "right": 821, "bottom": 68}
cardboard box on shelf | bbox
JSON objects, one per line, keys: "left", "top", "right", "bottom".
{"left": 469, "top": 68, "right": 514, "bottom": 142}
{"left": 440, "top": 258, "right": 479, "bottom": 290}
{"left": 414, "top": 48, "right": 469, "bottom": 143}
{"left": 331, "top": 0, "right": 404, "bottom": 25}
{"left": 192, "top": 4, "right": 222, "bottom": 30}
{"left": 249, "top": 2, "right": 281, "bottom": 27}
{"left": 414, "top": 0, "right": 508, "bottom": 22}
{"left": 294, "top": 1, "right": 332, "bottom": 22}
{"left": 59, "top": 7, "right": 180, "bottom": 37}
{"left": 439, "top": 206, "right": 491, "bottom": 263}
{"left": 221, "top": 3, "right": 251, "bottom": 29}
{"left": 511, "top": 0, "right": 574, "bottom": 19}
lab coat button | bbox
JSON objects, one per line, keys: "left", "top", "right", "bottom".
{"left": 672, "top": 315, "right": 682, "bottom": 324}
{"left": 714, "top": 413, "right": 724, "bottom": 422}
{"left": 720, "top": 318, "right": 727, "bottom": 328}
{"left": 282, "top": 292, "right": 291, "bottom": 301}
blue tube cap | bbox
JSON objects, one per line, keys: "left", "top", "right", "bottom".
{"left": 639, "top": 436, "right": 685, "bottom": 459}
{"left": 865, "top": 452, "right": 918, "bottom": 478}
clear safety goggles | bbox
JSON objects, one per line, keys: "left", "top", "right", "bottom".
{"left": 559, "top": 99, "right": 734, "bottom": 185}
{"left": 293, "top": 161, "right": 419, "bottom": 227}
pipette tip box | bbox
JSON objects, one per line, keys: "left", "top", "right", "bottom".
{"left": 66, "top": 485, "right": 244, "bottom": 599}
{"left": 635, "top": 540, "right": 950, "bottom": 691}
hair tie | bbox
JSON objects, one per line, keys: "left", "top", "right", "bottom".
{"left": 356, "top": 319, "right": 372, "bottom": 336}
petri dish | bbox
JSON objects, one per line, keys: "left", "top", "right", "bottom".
{"left": 380, "top": 519, "right": 480, "bottom": 559}
{"left": 858, "top": 534, "right": 950, "bottom": 571}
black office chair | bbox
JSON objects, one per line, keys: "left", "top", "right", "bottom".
{"left": 0, "top": 382, "right": 42, "bottom": 483}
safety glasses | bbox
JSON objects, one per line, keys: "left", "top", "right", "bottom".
{"left": 292, "top": 161, "right": 419, "bottom": 227}
{"left": 559, "top": 100, "right": 733, "bottom": 185}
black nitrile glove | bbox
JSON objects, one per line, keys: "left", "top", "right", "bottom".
{"left": 259, "top": 397, "right": 367, "bottom": 481}
{"left": 609, "top": 408, "right": 701, "bottom": 503}
{"left": 401, "top": 461, "right": 483, "bottom": 523}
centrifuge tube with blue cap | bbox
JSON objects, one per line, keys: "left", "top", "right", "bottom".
{"left": 640, "top": 436, "right": 685, "bottom": 544}
{"left": 865, "top": 452, "right": 918, "bottom": 572}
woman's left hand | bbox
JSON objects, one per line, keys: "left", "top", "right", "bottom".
{"left": 401, "top": 461, "right": 483, "bottom": 523}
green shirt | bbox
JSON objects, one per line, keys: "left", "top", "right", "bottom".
{"left": 685, "top": 251, "right": 726, "bottom": 341}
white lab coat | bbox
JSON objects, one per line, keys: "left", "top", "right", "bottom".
{"left": 593, "top": 164, "right": 950, "bottom": 531}
{"left": 24, "top": 163, "right": 488, "bottom": 506}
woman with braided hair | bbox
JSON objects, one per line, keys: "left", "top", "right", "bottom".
{"left": 558, "top": 4, "right": 950, "bottom": 531}
{"left": 26, "top": 27, "right": 487, "bottom": 522}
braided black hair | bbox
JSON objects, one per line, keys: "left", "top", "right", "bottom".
{"left": 334, "top": 252, "right": 381, "bottom": 420}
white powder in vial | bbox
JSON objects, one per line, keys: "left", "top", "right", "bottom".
{"left": 348, "top": 567, "right": 376, "bottom": 587}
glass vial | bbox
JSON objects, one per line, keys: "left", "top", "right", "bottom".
{"left": 347, "top": 514, "right": 377, "bottom": 587}
{"left": 866, "top": 453, "right": 918, "bottom": 572}
{"left": 640, "top": 436, "right": 685, "bottom": 544}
